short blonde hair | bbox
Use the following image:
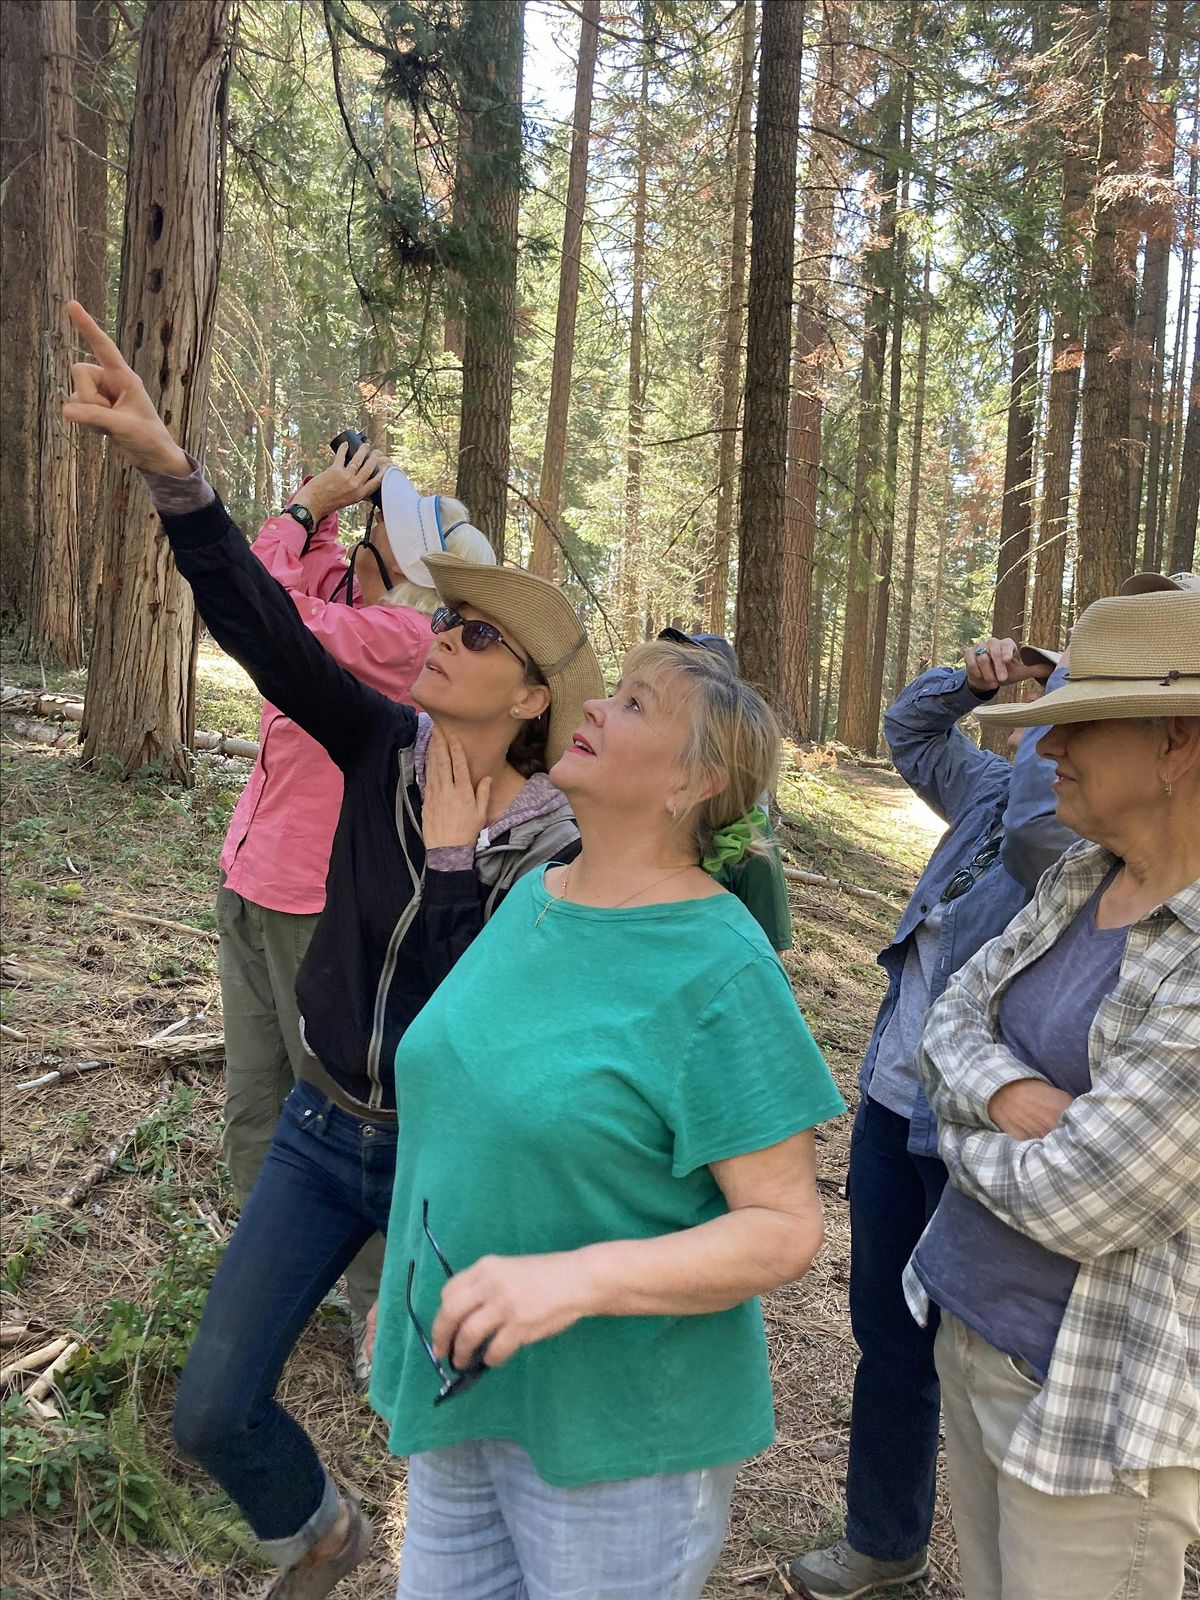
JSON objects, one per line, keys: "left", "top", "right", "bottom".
{"left": 621, "top": 639, "right": 781, "bottom": 862}
{"left": 382, "top": 498, "right": 495, "bottom": 613}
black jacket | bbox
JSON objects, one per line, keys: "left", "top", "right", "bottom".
{"left": 164, "top": 494, "right": 580, "bottom": 1116}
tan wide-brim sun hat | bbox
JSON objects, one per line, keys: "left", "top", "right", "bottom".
{"left": 975, "top": 591, "right": 1200, "bottom": 728}
{"left": 423, "top": 551, "right": 604, "bottom": 766}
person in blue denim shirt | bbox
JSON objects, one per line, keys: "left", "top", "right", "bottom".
{"left": 790, "top": 636, "right": 1073, "bottom": 1600}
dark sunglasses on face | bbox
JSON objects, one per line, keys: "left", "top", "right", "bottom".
{"left": 406, "top": 1199, "right": 492, "bottom": 1407}
{"left": 431, "top": 605, "right": 527, "bottom": 670}
{"left": 941, "top": 836, "right": 1003, "bottom": 904}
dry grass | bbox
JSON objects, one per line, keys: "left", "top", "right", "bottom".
{"left": 1, "top": 655, "right": 962, "bottom": 1599}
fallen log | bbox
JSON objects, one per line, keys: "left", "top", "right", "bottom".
{"left": 782, "top": 867, "right": 898, "bottom": 909}
{"left": 1, "top": 686, "right": 259, "bottom": 760}
{"left": 0, "top": 1335, "right": 70, "bottom": 1386}
{"left": 24, "top": 1339, "right": 79, "bottom": 1404}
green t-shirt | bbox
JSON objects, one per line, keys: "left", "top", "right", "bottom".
{"left": 369, "top": 869, "right": 845, "bottom": 1487}
{"left": 715, "top": 819, "right": 793, "bottom": 952}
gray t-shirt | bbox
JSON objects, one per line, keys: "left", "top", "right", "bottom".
{"left": 868, "top": 899, "right": 947, "bottom": 1119}
{"left": 914, "top": 872, "right": 1127, "bottom": 1380}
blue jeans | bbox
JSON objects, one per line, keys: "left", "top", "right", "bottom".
{"left": 844, "top": 1095, "right": 948, "bottom": 1562}
{"left": 397, "top": 1439, "right": 740, "bottom": 1600}
{"left": 172, "top": 1081, "right": 397, "bottom": 1566}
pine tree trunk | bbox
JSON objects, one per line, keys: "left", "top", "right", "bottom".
{"left": 929, "top": 443, "right": 951, "bottom": 664}
{"left": 1128, "top": 3, "right": 1182, "bottom": 559}
{"left": 81, "top": 0, "right": 234, "bottom": 783}
{"left": 530, "top": 0, "right": 599, "bottom": 581}
{"left": 1168, "top": 285, "right": 1200, "bottom": 572}
{"left": 0, "top": 0, "right": 43, "bottom": 626}
{"left": 26, "top": 0, "right": 83, "bottom": 668}
{"left": 992, "top": 287, "right": 1038, "bottom": 641}
{"left": 621, "top": 42, "right": 651, "bottom": 642}
{"left": 782, "top": 2, "right": 842, "bottom": 737}
{"left": 1075, "top": 0, "right": 1152, "bottom": 609}
{"left": 733, "top": 0, "right": 806, "bottom": 709}
{"left": 454, "top": 0, "right": 524, "bottom": 556}
{"left": 892, "top": 94, "right": 938, "bottom": 702}
{"left": 706, "top": 0, "right": 755, "bottom": 632}
{"left": 75, "top": 0, "right": 111, "bottom": 628}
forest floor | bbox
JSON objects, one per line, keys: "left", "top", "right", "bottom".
{"left": 0, "top": 639, "right": 964, "bottom": 1600}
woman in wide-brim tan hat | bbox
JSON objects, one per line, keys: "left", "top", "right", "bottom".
{"left": 59, "top": 297, "right": 605, "bottom": 1597}
{"left": 904, "top": 585, "right": 1200, "bottom": 1600}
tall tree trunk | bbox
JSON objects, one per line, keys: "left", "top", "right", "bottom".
{"left": 992, "top": 286, "right": 1038, "bottom": 641}
{"left": 733, "top": 0, "right": 806, "bottom": 711}
{"left": 1128, "top": 2, "right": 1182, "bottom": 559}
{"left": 621, "top": 36, "right": 651, "bottom": 641}
{"left": 929, "top": 439, "right": 951, "bottom": 664}
{"left": 706, "top": 0, "right": 755, "bottom": 631}
{"left": 26, "top": 0, "right": 82, "bottom": 667}
{"left": 454, "top": 0, "right": 524, "bottom": 555}
{"left": 783, "top": 1, "right": 843, "bottom": 736}
{"left": 81, "top": 0, "right": 234, "bottom": 783}
{"left": 0, "top": 0, "right": 44, "bottom": 626}
{"left": 75, "top": 0, "right": 112, "bottom": 628}
{"left": 1168, "top": 286, "right": 1200, "bottom": 573}
{"left": 892, "top": 93, "right": 939, "bottom": 701}
{"left": 530, "top": 0, "right": 600, "bottom": 581}
{"left": 837, "top": 45, "right": 903, "bottom": 749}
{"left": 1075, "top": 0, "right": 1152, "bottom": 608}
{"left": 1028, "top": 152, "right": 1087, "bottom": 648}
{"left": 807, "top": 579, "right": 824, "bottom": 739}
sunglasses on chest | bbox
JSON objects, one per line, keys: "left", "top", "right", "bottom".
{"left": 431, "top": 605, "right": 528, "bottom": 670}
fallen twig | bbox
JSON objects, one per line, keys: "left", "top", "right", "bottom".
{"left": 1, "top": 1335, "right": 71, "bottom": 1386}
{"left": 0, "top": 1022, "right": 29, "bottom": 1042}
{"left": 59, "top": 1078, "right": 171, "bottom": 1207}
{"left": 24, "top": 1339, "right": 80, "bottom": 1404}
{"left": 98, "top": 906, "right": 218, "bottom": 944}
{"left": 13, "top": 1060, "right": 107, "bottom": 1094}
{"left": 139, "top": 1013, "right": 196, "bottom": 1046}
{"left": 0, "top": 1321, "right": 32, "bottom": 1347}
{"left": 782, "top": 867, "right": 898, "bottom": 908}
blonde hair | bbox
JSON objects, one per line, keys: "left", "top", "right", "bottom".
{"left": 621, "top": 639, "right": 781, "bottom": 863}
{"left": 382, "top": 498, "right": 496, "bottom": 613}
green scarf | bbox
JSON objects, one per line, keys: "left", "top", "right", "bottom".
{"left": 702, "top": 804, "right": 767, "bottom": 873}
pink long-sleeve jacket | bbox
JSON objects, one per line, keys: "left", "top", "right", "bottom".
{"left": 218, "top": 505, "right": 433, "bottom": 914}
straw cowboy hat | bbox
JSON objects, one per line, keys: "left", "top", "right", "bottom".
{"left": 423, "top": 551, "right": 604, "bottom": 766}
{"left": 975, "top": 591, "right": 1200, "bottom": 727}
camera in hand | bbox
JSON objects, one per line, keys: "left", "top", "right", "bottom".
{"left": 329, "top": 428, "right": 384, "bottom": 508}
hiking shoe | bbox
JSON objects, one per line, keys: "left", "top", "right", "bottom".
{"left": 350, "top": 1309, "right": 372, "bottom": 1388}
{"left": 787, "top": 1539, "right": 929, "bottom": 1600}
{"left": 261, "top": 1495, "right": 372, "bottom": 1598}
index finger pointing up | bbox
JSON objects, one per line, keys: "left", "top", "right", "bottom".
{"left": 67, "top": 301, "right": 128, "bottom": 373}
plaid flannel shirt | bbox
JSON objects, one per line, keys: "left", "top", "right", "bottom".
{"left": 904, "top": 840, "right": 1200, "bottom": 1497}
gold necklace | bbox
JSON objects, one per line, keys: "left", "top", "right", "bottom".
{"left": 534, "top": 862, "right": 694, "bottom": 928}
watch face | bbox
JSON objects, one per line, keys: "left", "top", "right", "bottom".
{"left": 287, "top": 504, "right": 313, "bottom": 528}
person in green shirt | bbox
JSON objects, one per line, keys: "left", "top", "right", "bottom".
{"left": 369, "top": 632, "right": 845, "bottom": 1599}
{"left": 658, "top": 628, "right": 793, "bottom": 953}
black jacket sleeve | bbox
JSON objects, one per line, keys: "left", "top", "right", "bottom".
{"left": 163, "top": 492, "right": 415, "bottom": 770}
{"left": 420, "top": 867, "right": 489, "bottom": 990}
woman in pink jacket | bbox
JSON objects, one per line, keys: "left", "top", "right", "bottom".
{"left": 217, "top": 441, "right": 494, "bottom": 1376}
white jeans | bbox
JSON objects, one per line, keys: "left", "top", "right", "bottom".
{"left": 935, "top": 1313, "right": 1200, "bottom": 1600}
{"left": 396, "top": 1438, "right": 740, "bottom": 1600}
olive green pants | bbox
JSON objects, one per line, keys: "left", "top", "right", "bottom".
{"left": 216, "top": 883, "right": 385, "bottom": 1326}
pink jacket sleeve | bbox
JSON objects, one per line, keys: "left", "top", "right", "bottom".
{"left": 250, "top": 508, "right": 432, "bottom": 697}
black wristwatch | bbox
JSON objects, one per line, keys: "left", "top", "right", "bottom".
{"left": 281, "top": 502, "right": 315, "bottom": 536}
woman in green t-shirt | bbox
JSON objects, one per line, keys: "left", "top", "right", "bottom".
{"left": 370, "top": 638, "right": 846, "bottom": 1599}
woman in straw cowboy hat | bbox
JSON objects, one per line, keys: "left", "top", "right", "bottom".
{"left": 62, "top": 301, "right": 603, "bottom": 1598}
{"left": 367, "top": 638, "right": 845, "bottom": 1598}
{"left": 902, "top": 589, "right": 1200, "bottom": 1600}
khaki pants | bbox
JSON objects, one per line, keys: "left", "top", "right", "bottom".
{"left": 935, "top": 1312, "right": 1200, "bottom": 1600}
{"left": 216, "top": 884, "right": 385, "bottom": 1324}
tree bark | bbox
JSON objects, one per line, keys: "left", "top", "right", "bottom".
{"left": 530, "top": 0, "right": 600, "bottom": 581}
{"left": 75, "top": 0, "right": 112, "bottom": 627}
{"left": 0, "top": 0, "right": 44, "bottom": 626}
{"left": 26, "top": 0, "right": 83, "bottom": 667}
{"left": 991, "top": 286, "right": 1038, "bottom": 642}
{"left": 1075, "top": 0, "right": 1152, "bottom": 609}
{"left": 706, "top": 0, "right": 756, "bottom": 632}
{"left": 81, "top": 0, "right": 234, "bottom": 783}
{"left": 733, "top": 0, "right": 806, "bottom": 712}
{"left": 1127, "top": 2, "right": 1181, "bottom": 561}
{"left": 783, "top": 2, "right": 843, "bottom": 738}
{"left": 1168, "top": 286, "right": 1200, "bottom": 573}
{"left": 621, "top": 35, "right": 651, "bottom": 642}
{"left": 453, "top": 0, "right": 524, "bottom": 556}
